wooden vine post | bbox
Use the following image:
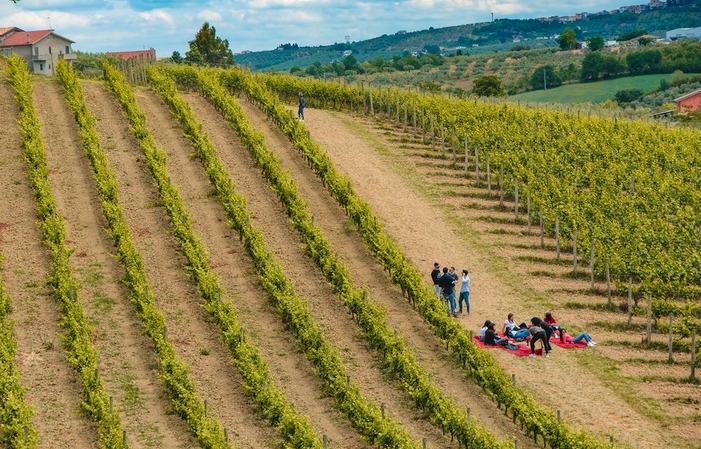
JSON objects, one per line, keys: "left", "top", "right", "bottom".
{"left": 646, "top": 293, "right": 652, "bottom": 347}
{"left": 464, "top": 139, "right": 469, "bottom": 177}
{"left": 691, "top": 329, "right": 697, "bottom": 381}
{"left": 606, "top": 261, "right": 612, "bottom": 306}
{"left": 539, "top": 205, "right": 544, "bottom": 248}
{"left": 451, "top": 128, "right": 456, "bottom": 167}
{"left": 498, "top": 167, "right": 504, "bottom": 207}
{"left": 440, "top": 121, "right": 446, "bottom": 153}
{"left": 572, "top": 228, "right": 578, "bottom": 274}
{"left": 668, "top": 315, "right": 674, "bottom": 363}
{"left": 430, "top": 114, "right": 435, "bottom": 151}
{"left": 555, "top": 215, "right": 560, "bottom": 262}
{"left": 412, "top": 100, "right": 417, "bottom": 137}
{"left": 627, "top": 278, "right": 633, "bottom": 325}
{"left": 486, "top": 153, "right": 491, "bottom": 196}
{"left": 403, "top": 99, "right": 408, "bottom": 131}
{"left": 514, "top": 179, "right": 519, "bottom": 221}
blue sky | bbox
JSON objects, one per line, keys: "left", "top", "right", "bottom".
{"left": 1, "top": 0, "right": 633, "bottom": 57}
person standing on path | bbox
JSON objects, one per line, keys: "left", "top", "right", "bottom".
{"left": 458, "top": 269, "right": 470, "bottom": 315}
{"left": 431, "top": 262, "right": 441, "bottom": 298}
{"left": 298, "top": 93, "right": 306, "bottom": 121}
{"left": 438, "top": 266, "right": 457, "bottom": 317}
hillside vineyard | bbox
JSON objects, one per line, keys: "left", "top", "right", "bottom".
{"left": 2, "top": 53, "right": 699, "bottom": 449}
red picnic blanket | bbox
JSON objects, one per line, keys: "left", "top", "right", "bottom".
{"left": 472, "top": 335, "right": 542, "bottom": 356}
{"left": 548, "top": 331, "right": 588, "bottom": 349}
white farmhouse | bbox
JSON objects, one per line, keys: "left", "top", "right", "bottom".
{"left": 0, "top": 28, "right": 76, "bottom": 76}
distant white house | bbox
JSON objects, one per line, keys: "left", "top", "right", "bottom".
{"left": 0, "top": 28, "right": 76, "bottom": 76}
{"left": 666, "top": 27, "right": 701, "bottom": 40}
{"left": 342, "top": 50, "right": 353, "bottom": 57}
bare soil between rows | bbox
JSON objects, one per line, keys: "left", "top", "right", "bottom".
{"left": 2, "top": 72, "right": 698, "bottom": 449}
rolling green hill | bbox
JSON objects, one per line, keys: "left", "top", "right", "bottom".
{"left": 510, "top": 73, "right": 686, "bottom": 104}
{"left": 235, "top": 4, "right": 701, "bottom": 71}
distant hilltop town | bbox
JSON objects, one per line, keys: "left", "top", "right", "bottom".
{"left": 536, "top": 0, "right": 676, "bottom": 23}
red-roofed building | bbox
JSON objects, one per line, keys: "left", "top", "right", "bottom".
{"left": 673, "top": 88, "right": 701, "bottom": 113}
{"left": 0, "top": 27, "right": 23, "bottom": 39}
{"left": 0, "top": 29, "right": 76, "bottom": 76}
{"left": 106, "top": 49, "right": 156, "bottom": 62}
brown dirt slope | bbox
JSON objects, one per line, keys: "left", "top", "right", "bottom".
{"left": 1, "top": 76, "right": 99, "bottom": 449}
{"left": 33, "top": 78, "right": 199, "bottom": 449}
{"left": 131, "top": 86, "right": 371, "bottom": 449}
{"left": 231, "top": 95, "right": 541, "bottom": 449}
{"left": 292, "top": 107, "right": 684, "bottom": 449}
{"left": 355, "top": 114, "right": 701, "bottom": 448}
{"left": 80, "top": 80, "right": 279, "bottom": 449}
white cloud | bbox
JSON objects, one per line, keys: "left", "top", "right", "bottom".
{"left": 247, "top": 0, "right": 332, "bottom": 8}
{"left": 138, "top": 9, "right": 175, "bottom": 25}
{"left": 1, "top": 10, "right": 91, "bottom": 30}
{"left": 197, "top": 10, "right": 222, "bottom": 22}
{"left": 0, "top": 0, "right": 635, "bottom": 57}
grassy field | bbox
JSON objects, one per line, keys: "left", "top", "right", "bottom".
{"left": 510, "top": 73, "right": 694, "bottom": 104}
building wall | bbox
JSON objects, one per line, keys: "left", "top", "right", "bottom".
{"left": 678, "top": 94, "right": 701, "bottom": 112}
{"left": 32, "top": 35, "right": 74, "bottom": 76}
{"left": 3, "top": 34, "right": 74, "bottom": 76}
{"left": 666, "top": 27, "right": 701, "bottom": 40}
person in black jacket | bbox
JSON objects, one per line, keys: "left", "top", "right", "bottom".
{"left": 531, "top": 317, "right": 556, "bottom": 341}
{"left": 438, "top": 267, "right": 457, "bottom": 317}
{"left": 528, "top": 325, "right": 550, "bottom": 358}
{"left": 431, "top": 262, "right": 441, "bottom": 297}
{"left": 298, "top": 93, "right": 306, "bottom": 120}
{"left": 484, "top": 322, "right": 506, "bottom": 346}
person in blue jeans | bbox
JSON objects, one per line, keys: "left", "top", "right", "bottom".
{"left": 458, "top": 269, "right": 470, "bottom": 315}
{"left": 573, "top": 332, "right": 597, "bottom": 347}
{"left": 438, "top": 266, "right": 457, "bottom": 317}
{"left": 502, "top": 313, "right": 529, "bottom": 341}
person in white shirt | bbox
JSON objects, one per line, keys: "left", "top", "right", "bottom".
{"left": 458, "top": 269, "right": 471, "bottom": 315}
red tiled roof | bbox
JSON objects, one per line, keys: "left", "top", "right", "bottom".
{"left": 673, "top": 87, "right": 701, "bottom": 103}
{"left": 0, "top": 29, "right": 74, "bottom": 47}
{"left": 0, "top": 27, "right": 23, "bottom": 37}
{"left": 106, "top": 49, "right": 156, "bottom": 60}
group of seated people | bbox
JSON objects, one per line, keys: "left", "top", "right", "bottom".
{"left": 480, "top": 312, "right": 596, "bottom": 357}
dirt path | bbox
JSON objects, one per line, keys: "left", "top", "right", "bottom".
{"left": 81, "top": 80, "right": 275, "bottom": 448}
{"left": 0, "top": 78, "right": 98, "bottom": 448}
{"left": 367, "top": 120, "right": 701, "bottom": 448}
{"left": 58, "top": 79, "right": 207, "bottom": 449}
{"left": 35, "top": 78, "right": 185, "bottom": 449}
{"left": 234, "top": 97, "right": 539, "bottom": 448}
{"left": 291, "top": 108, "right": 667, "bottom": 448}
{"left": 133, "top": 87, "right": 368, "bottom": 448}
{"left": 0, "top": 79, "right": 97, "bottom": 448}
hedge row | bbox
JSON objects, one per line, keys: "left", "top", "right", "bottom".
{"left": 220, "top": 67, "right": 621, "bottom": 449}
{"left": 59, "top": 59, "right": 233, "bottom": 448}
{"left": 7, "top": 54, "right": 126, "bottom": 448}
{"left": 147, "top": 65, "right": 421, "bottom": 449}
{"left": 164, "top": 65, "right": 514, "bottom": 449}
{"left": 0, "top": 254, "right": 37, "bottom": 448}
{"left": 74, "top": 60, "right": 322, "bottom": 448}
